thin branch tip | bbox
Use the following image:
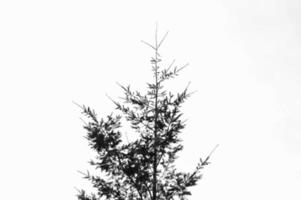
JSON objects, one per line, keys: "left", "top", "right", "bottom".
{"left": 158, "top": 30, "right": 169, "bottom": 49}
{"left": 73, "top": 187, "right": 81, "bottom": 193}
{"left": 79, "top": 117, "right": 88, "bottom": 126}
{"left": 105, "top": 93, "right": 115, "bottom": 103}
{"left": 77, "top": 170, "right": 86, "bottom": 176}
{"left": 167, "top": 59, "right": 176, "bottom": 71}
{"left": 209, "top": 144, "right": 219, "bottom": 158}
{"left": 141, "top": 40, "right": 156, "bottom": 50}
{"left": 180, "top": 63, "right": 189, "bottom": 70}
{"left": 115, "top": 81, "right": 122, "bottom": 87}
{"left": 72, "top": 100, "right": 83, "bottom": 109}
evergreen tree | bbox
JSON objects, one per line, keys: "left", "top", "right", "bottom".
{"left": 75, "top": 27, "right": 217, "bottom": 200}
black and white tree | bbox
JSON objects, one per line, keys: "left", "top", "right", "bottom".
{"left": 75, "top": 26, "right": 217, "bottom": 200}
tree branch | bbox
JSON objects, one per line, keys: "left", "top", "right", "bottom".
{"left": 116, "top": 153, "right": 144, "bottom": 200}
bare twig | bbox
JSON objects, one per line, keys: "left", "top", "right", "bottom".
{"left": 157, "top": 31, "right": 169, "bottom": 49}
{"left": 177, "top": 63, "right": 189, "bottom": 73}
{"left": 167, "top": 59, "right": 176, "bottom": 72}
{"left": 79, "top": 117, "right": 88, "bottom": 126}
{"left": 208, "top": 144, "right": 219, "bottom": 158}
{"left": 203, "top": 144, "right": 219, "bottom": 164}
{"left": 141, "top": 40, "right": 156, "bottom": 50}
{"left": 105, "top": 93, "right": 116, "bottom": 104}
{"left": 72, "top": 100, "right": 84, "bottom": 110}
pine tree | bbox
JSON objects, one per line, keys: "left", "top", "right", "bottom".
{"left": 75, "top": 26, "right": 217, "bottom": 200}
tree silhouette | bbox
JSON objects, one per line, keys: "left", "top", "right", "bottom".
{"left": 75, "top": 26, "right": 217, "bottom": 200}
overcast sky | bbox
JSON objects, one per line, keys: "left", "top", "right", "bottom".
{"left": 1, "top": 1, "right": 301, "bottom": 200}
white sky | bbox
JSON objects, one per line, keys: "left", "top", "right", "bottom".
{"left": 1, "top": 1, "right": 301, "bottom": 200}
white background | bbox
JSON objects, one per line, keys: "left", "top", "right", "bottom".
{"left": 1, "top": 1, "right": 301, "bottom": 200}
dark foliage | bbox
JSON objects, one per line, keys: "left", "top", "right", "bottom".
{"left": 76, "top": 28, "right": 216, "bottom": 200}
